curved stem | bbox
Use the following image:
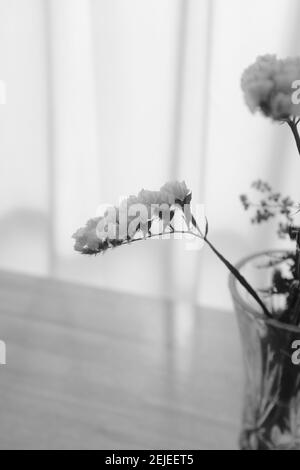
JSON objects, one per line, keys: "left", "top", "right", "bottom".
{"left": 121, "top": 229, "right": 190, "bottom": 246}
{"left": 114, "top": 224, "right": 272, "bottom": 318}
{"left": 191, "top": 224, "right": 271, "bottom": 318}
{"left": 203, "top": 236, "right": 272, "bottom": 318}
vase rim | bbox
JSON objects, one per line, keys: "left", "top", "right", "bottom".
{"left": 229, "top": 249, "right": 300, "bottom": 333}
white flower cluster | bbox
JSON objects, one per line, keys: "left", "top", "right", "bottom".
{"left": 73, "top": 181, "right": 191, "bottom": 255}
{"left": 241, "top": 54, "right": 300, "bottom": 120}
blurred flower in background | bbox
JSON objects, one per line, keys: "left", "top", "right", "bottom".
{"left": 241, "top": 54, "right": 300, "bottom": 120}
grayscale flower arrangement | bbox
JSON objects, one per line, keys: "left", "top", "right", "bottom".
{"left": 73, "top": 55, "right": 300, "bottom": 326}
{"left": 73, "top": 54, "right": 300, "bottom": 450}
{"left": 240, "top": 55, "right": 300, "bottom": 326}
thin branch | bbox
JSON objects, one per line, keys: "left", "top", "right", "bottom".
{"left": 203, "top": 236, "right": 272, "bottom": 318}
{"left": 85, "top": 216, "right": 272, "bottom": 318}
{"left": 191, "top": 223, "right": 271, "bottom": 318}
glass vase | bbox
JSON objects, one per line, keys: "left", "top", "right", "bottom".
{"left": 229, "top": 251, "right": 300, "bottom": 450}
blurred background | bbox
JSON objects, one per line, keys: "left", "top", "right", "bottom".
{"left": 1, "top": 0, "right": 300, "bottom": 310}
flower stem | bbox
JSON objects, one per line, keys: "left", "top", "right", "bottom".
{"left": 191, "top": 221, "right": 271, "bottom": 317}
{"left": 120, "top": 225, "right": 272, "bottom": 318}
{"left": 203, "top": 236, "right": 272, "bottom": 318}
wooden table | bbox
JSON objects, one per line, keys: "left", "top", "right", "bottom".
{"left": 0, "top": 270, "right": 243, "bottom": 450}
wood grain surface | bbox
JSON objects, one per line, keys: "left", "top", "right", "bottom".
{"left": 0, "top": 270, "right": 243, "bottom": 449}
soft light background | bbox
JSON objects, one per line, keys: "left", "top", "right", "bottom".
{"left": 0, "top": 0, "right": 300, "bottom": 310}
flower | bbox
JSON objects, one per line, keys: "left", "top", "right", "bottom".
{"left": 137, "top": 189, "right": 169, "bottom": 221}
{"left": 73, "top": 216, "right": 105, "bottom": 254}
{"left": 160, "top": 181, "right": 191, "bottom": 205}
{"left": 119, "top": 196, "right": 149, "bottom": 238}
{"left": 241, "top": 54, "right": 300, "bottom": 120}
{"left": 72, "top": 181, "right": 193, "bottom": 254}
{"left": 96, "top": 208, "right": 119, "bottom": 241}
{"left": 137, "top": 189, "right": 164, "bottom": 206}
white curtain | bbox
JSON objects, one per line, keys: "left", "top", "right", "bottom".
{"left": 1, "top": 0, "right": 300, "bottom": 309}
